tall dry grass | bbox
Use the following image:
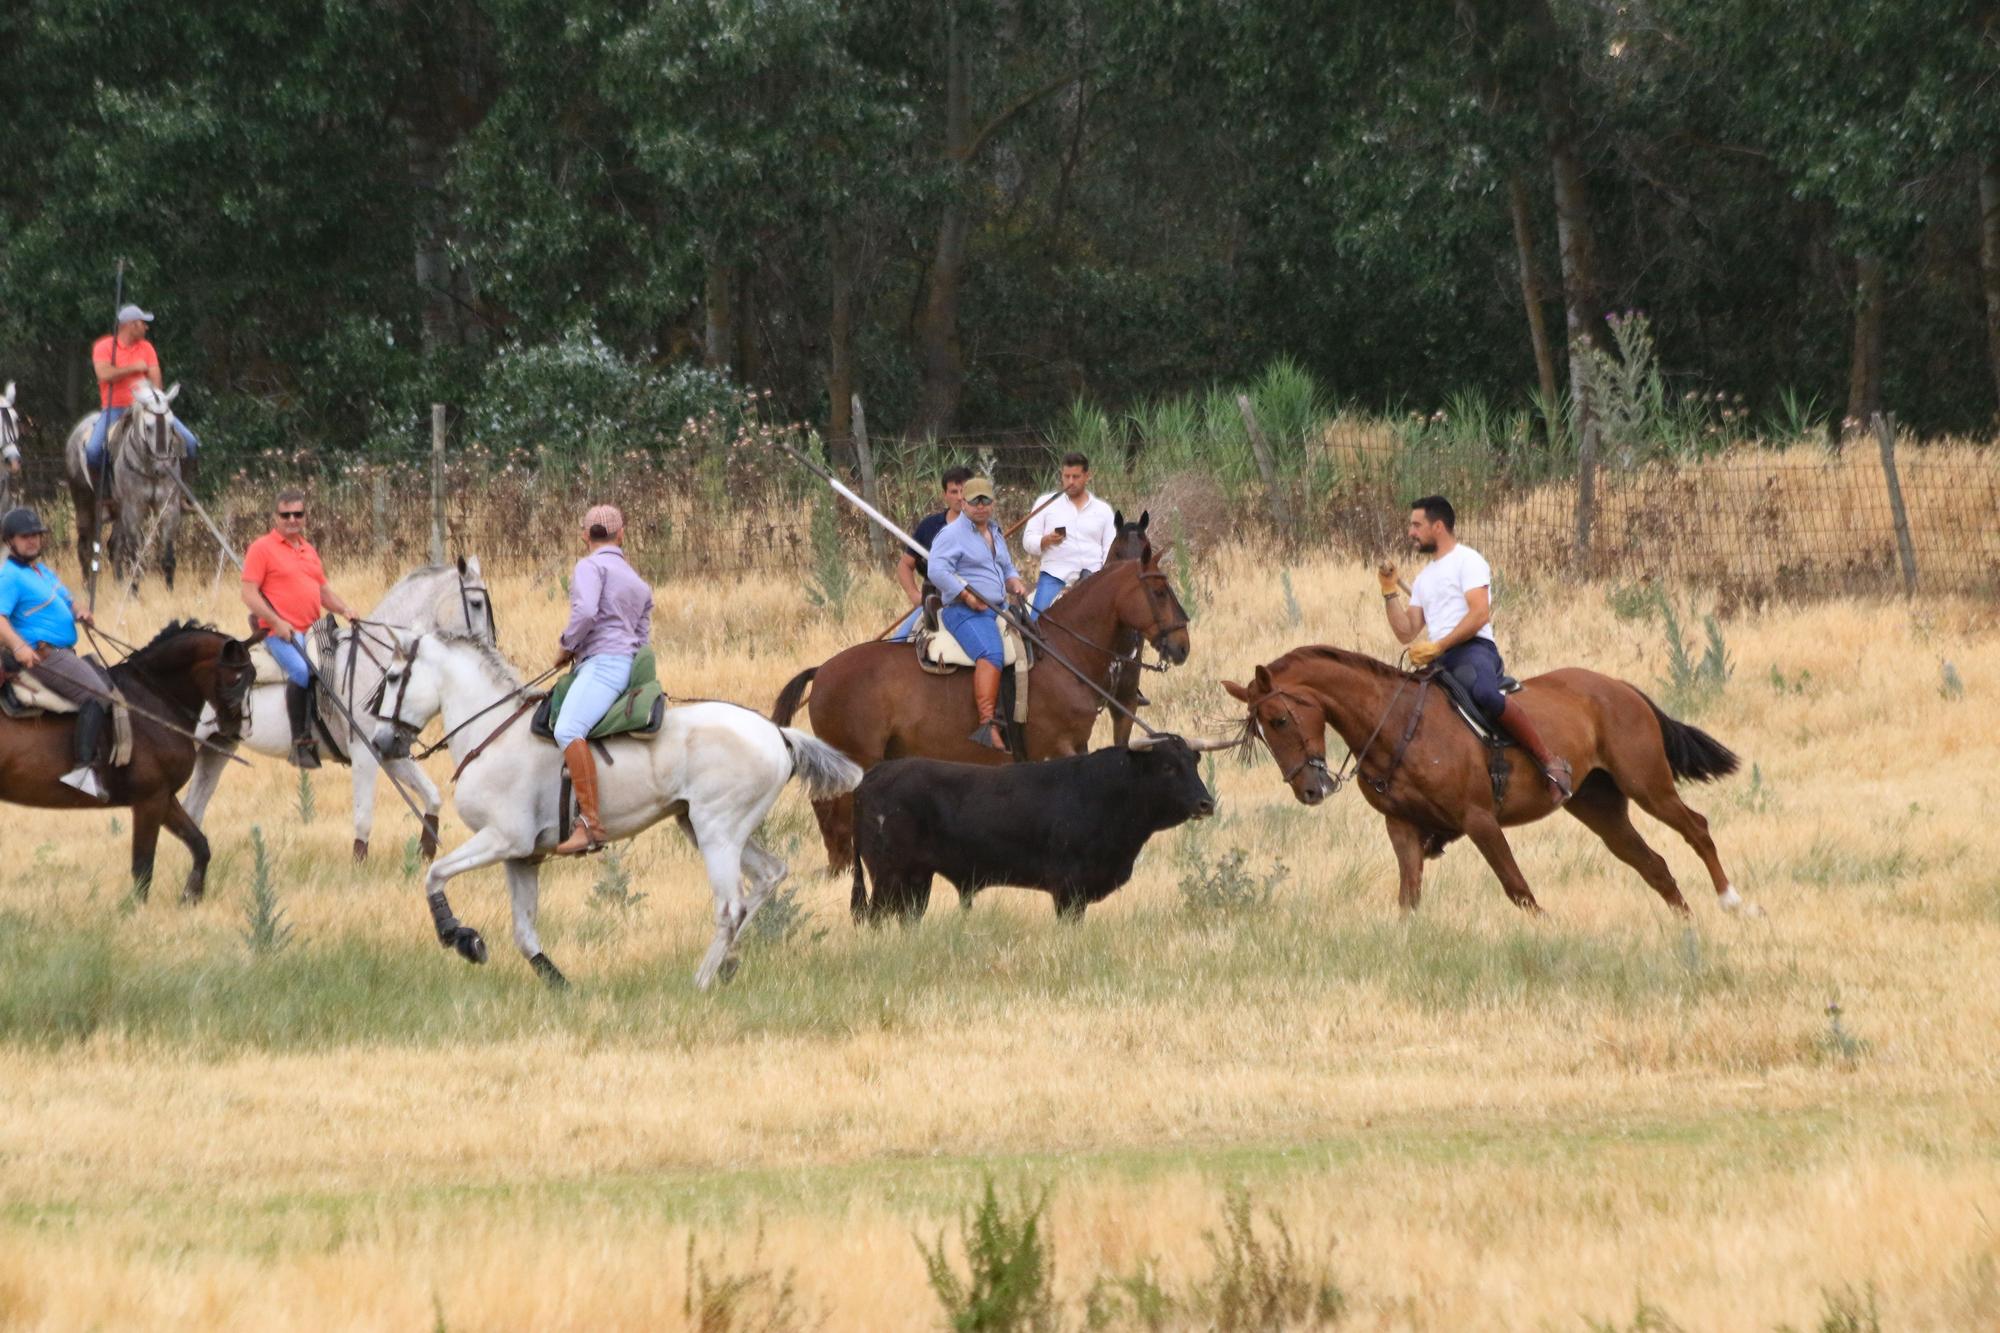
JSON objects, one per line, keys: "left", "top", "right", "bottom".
{"left": 0, "top": 545, "right": 1996, "bottom": 1329}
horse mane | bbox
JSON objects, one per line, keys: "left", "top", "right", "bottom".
{"left": 1268, "top": 643, "right": 1413, "bottom": 684}
{"left": 432, "top": 629, "right": 522, "bottom": 686}
{"left": 136, "top": 619, "right": 220, "bottom": 655}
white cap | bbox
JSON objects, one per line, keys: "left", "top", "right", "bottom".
{"left": 116, "top": 304, "right": 154, "bottom": 324}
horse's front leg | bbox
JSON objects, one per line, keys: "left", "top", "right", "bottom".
{"left": 159, "top": 797, "right": 211, "bottom": 903}
{"left": 161, "top": 517, "right": 177, "bottom": 591}
{"left": 423, "top": 826, "right": 523, "bottom": 966}
{"left": 129, "top": 793, "right": 167, "bottom": 901}
{"left": 503, "top": 858, "right": 565, "bottom": 988}
{"left": 1384, "top": 814, "right": 1428, "bottom": 914}
{"left": 1461, "top": 810, "right": 1543, "bottom": 914}
{"left": 180, "top": 743, "right": 233, "bottom": 828}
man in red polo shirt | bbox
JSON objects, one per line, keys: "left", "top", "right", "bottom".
{"left": 84, "top": 304, "right": 200, "bottom": 473}
{"left": 241, "top": 487, "right": 355, "bottom": 768}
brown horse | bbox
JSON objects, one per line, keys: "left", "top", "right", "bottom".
{"left": 0, "top": 622, "right": 254, "bottom": 901}
{"left": 773, "top": 552, "right": 1191, "bottom": 871}
{"left": 1225, "top": 646, "right": 1754, "bottom": 916}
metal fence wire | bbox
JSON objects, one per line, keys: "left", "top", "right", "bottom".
{"left": 9, "top": 414, "right": 1995, "bottom": 601}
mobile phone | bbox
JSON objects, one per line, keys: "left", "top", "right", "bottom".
{"left": 1053, "top": 526, "right": 1067, "bottom": 536}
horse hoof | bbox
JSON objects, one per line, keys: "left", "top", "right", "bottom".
{"left": 717, "top": 955, "right": 740, "bottom": 985}
{"left": 420, "top": 816, "right": 441, "bottom": 861}
{"left": 352, "top": 838, "right": 369, "bottom": 863}
{"left": 530, "top": 953, "right": 569, "bottom": 989}
{"left": 454, "top": 928, "right": 488, "bottom": 965}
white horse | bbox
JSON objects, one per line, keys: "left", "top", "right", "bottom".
{"left": 184, "top": 557, "right": 498, "bottom": 861}
{"left": 64, "top": 379, "right": 186, "bottom": 591}
{"left": 0, "top": 382, "right": 21, "bottom": 512}
{"left": 374, "top": 632, "right": 862, "bottom": 989}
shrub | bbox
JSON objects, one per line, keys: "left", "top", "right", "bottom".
{"left": 920, "top": 1180, "right": 1060, "bottom": 1333}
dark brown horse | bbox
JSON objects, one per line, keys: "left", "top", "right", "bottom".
{"left": 773, "top": 552, "right": 1191, "bottom": 871}
{"left": 1102, "top": 511, "right": 1155, "bottom": 748}
{"left": 1225, "top": 646, "right": 1755, "bottom": 916}
{"left": 0, "top": 622, "right": 254, "bottom": 901}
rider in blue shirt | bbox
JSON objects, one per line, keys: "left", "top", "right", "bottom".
{"left": 0, "top": 508, "right": 115, "bottom": 798}
{"left": 927, "top": 477, "right": 1028, "bottom": 751}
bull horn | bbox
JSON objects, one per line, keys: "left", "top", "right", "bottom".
{"left": 1180, "top": 732, "right": 1245, "bottom": 752}
{"left": 1127, "top": 732, "right": 1160, "bottom": 751}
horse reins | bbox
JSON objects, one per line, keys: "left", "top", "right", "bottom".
{"left": 1034, "top": 568, "right": 1183, "bottom": 675}
{"left": 1257, "top": 673, "right": 1430, "bottom": 797}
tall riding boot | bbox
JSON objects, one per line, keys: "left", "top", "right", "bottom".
{"left": 555, "top": 739, "right": 606, "bottom": 855}
{"left": 968, "top": 660, "right": 1007, "bottom": 751}
{"left": 1497, "top": 697, "right": 1573, "bottom": 803}
{"left": 59, "top": 701, "right": 111, "bottom": 801}
{"left": 285, "top": 682, "right": 322, "bottom": 770}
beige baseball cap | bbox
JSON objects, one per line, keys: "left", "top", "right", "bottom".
{"left": 962, "top": 476, "right": 995, "bottom": 502}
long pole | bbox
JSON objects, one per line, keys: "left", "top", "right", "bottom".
{"left": 772, "top": 440, "right": 1158, "bottom": 737}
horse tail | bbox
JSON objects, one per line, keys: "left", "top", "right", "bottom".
{"left": 780, "top": 728, "right": 862, "bottom": 801}
{"left": 1641, "top": 692, "right": 1741, "bottom": 783}
{"left": 850, "top": 818, "right": 870, "bottom": 922}
{"left": 770, "top": 666, "right": 817, "bottom": 725}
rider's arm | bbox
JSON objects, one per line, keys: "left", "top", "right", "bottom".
{"left": 895, "top": 551, "right": 921, "bottom": 606}
{"left": 558, "top": 557, "right": 603, "bottom": 654}
{"left": 241, "top": 579, "right": 293, "bottom": 639}
{"left": 93, "top": 357, "right": 147, "bottom": 385}
{"left": 1429, "top": 585, "right": 1492, "bottom": 652}
{"left": 1385, "top": 593, "right": 1424, "bottom": 643}
{"left": 319, "top": 584, "right": 355, "bottom": 620}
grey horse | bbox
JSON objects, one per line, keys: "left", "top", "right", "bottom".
{"left": 64, "top": 380, "right": 186, "bottom": 594}
{"left": 0, "top": 382, "right": 21, "bottom": 512}
{"left": 185, "top": 556, "right": 500, "bottom": 862}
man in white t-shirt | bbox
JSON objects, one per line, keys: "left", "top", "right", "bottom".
{"left": 1019, "top": 451, "right": 1118, "bottom": 619}
{"left": 1378, "top": 495, "right": 1572, "bottom": 802}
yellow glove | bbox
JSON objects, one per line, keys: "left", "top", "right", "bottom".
{"left": 1376, "top": 563, "right": 1400, "bottom": 596}
{"left": 1407, "top": 638, "right": 1444, "bottom": 668}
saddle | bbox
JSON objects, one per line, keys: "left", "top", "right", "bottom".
{"left": 0, "top": 657, "right": 136, "bottom": 766}
{"left": 1426, "top": 666, "right": 1523, "bottom": 806}
{"left": 531, "top": 645, "right": 666, "bottom": 743}
{"left": 908, "top": 595, "right": 1033, "bottom": 755}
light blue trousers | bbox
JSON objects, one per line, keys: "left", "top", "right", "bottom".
{"left": 265, "top": 634, "right": 312, "bottom": 687}
{"left": 889, "top": 606, "right": 923, "bottom": 642}
{"left": 553, "top": 654, "right": 633, "bottom": 746}
{"left": 1029, "top": 571, "right": 1067, "bottom": 619}
{"left": 85, "top": 407, "right": 200, "bottom": 468}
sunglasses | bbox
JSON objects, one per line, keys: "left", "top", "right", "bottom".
{"left": 277, "top": 509, "right": 306, "bottom": 519}
{"left": 964, "top": 495, "right": 994, "bottom": 505}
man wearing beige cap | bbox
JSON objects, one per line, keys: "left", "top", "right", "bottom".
{"left": 551, "top": 503, "right": 655, "bottom": 854}
{"left": 927, "top": 475, "right": 1028, "bottom": 750}
{"left": 84, "top": 304, "right": 200, "bottom": 473}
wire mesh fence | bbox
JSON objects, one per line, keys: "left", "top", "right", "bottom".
{"left": 7, "top": 412, "right": 1994, "bottom": 600}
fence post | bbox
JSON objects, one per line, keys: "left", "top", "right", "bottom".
{"left": 429, "top": 404, "right": 446, "bottom": 565}
{"left": 852, "top": 392, "right": 882, "bottom": 560}
{"left": 1234, "top": 394, "right": 1293, "bottom": 532}
{"left": 1871, "top": 411, "right": 1919, "bottom": 597}
{"left": 1572, "top": 414, "right": 1599, "bottom": 566}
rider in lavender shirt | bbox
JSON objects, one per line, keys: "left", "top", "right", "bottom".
{"left": 551, "top": 503, "right": 655, "bottom": 855}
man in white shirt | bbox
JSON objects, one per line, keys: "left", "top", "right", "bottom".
{"left": 1020, "top": 451, "right": 1118, "bottom": 619}
{"left": 1378, "top": 495, "right": 1572, "bottom": 802}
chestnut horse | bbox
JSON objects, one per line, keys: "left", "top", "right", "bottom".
{"left": 772, "top": 551, "right": 1191, "bottom": 871}
{"left": 0, "top": 621, "right": 254, "bottom": 901}
{"left": 1225, "top": 646, "right": 1754, "bottom": 916}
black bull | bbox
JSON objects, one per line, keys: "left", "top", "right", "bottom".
{"left": 850, "top": 737, "right": 1219, "bottom": 922}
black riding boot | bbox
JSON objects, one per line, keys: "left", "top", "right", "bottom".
{"left": 59, "top": 700, "right": 111, "bottom": 801}
{"left": 285, "top": 683, "right": 322, "bottom": 770}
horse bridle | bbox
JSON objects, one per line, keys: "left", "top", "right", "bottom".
{"left": 457, "top": 568, "right": 496, "bottom": 641}
{"left": 1039, "top": 567, "right": 1187, "bottom": 668}
{"left": 1252, "top": 675, "right": 1425, "bottom": 796}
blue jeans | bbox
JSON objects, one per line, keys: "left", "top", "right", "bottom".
{"left": 265, "top": 634, "right": 313, "bottom": 688}
{"left": 85, "top": 408, "right": 200, "bottom": 469}
{"left": 889, "top": 606, "right": 922, "bottom": 642}
{"left": 553, "top": 654, "right": 634, "bottom": 746}
{"left": 1028, "top": 571, "right": 1066, "bottom": 620}
{"left": 939, "top": 604, "right": 1004, "bottom": 668}
{"left": 1440, "top": 638, "right": 1507, "bottom": 718}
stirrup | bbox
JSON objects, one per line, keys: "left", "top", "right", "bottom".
{"left": 554, "top": 821, "right": 605, "bottom": 857}
{"left": 1542, "top": 757, "right": 1574, "bottom": 804}
{"left": 290, "top": 740, "right": 322, "bottom": 771}
{"left": 968, "top": 721, "right": 1007, "bottom": 751}
{"left": 59, "top": 766, "right": 109, "bottom": 801}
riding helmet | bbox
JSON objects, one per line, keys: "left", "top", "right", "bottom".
{"left": 1, "top": 507, "right": 48, "bottom": 541}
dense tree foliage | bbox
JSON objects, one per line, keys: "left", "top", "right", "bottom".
{"left": 1, "top": 0, "right": 1995, "bottom": 462}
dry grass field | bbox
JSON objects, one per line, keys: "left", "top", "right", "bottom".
{"left": 1, "top": 543, "right": 1996, "bottom": 1330}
